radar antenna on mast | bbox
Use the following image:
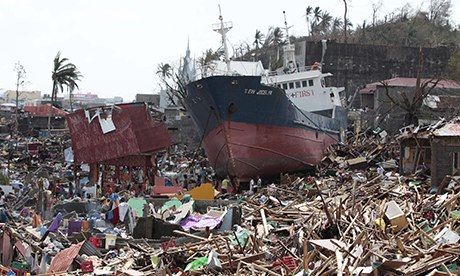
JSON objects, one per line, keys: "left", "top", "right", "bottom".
{"left": 213, "top": 5, "right": 233, "bottom": 73}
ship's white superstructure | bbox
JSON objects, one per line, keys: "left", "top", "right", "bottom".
{"left": 195, "top": 8, "right": 344, "bottom": 114}
{"left": 262, "top": 11, "right": 344, "bottom": 113}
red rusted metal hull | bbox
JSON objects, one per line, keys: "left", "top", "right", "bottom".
{"left": 203, "top": 121, "right": 337, "bottom": 179}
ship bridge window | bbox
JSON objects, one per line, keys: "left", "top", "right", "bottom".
{"left": 308, "top": 80, "right": 314, "bottom": 86}
{"left": 302, "top": 80, "right": 307, "bottom": 87}
{"left": 282, "top": 83, "right": 288, "bottom": 90}
{"left": 295, "top": 81, "right": 301, "bottom": 88}
{"left": 288, "top": 82, "right": 294, "bottom": 89}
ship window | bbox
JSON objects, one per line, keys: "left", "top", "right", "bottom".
{"left": 295, "top": 81, "right": 301, "bottom": 88}
{"left": 282, "top": 83, "right": 288, "bottom": 90}
{"left": 288, "top": 82, "right": 294, "bottom": 89}
{"left": 308, "top": 80, "right": 314, "bottom": 86}
{"left": 302, "top": 80, "right": 308, "bottom": 87}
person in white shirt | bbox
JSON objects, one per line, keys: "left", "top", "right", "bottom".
{"left": 249, "top": 179, "right": 255, "bottom": 193}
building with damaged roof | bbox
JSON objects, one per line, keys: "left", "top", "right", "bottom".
{"left": 358, "top": 77, "right": 460, "bottom": 133}
{"left": 399, "top": 117, "right": 460, "bottom": 188}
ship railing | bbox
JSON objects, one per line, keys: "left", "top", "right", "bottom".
{"left": 267, "top": 65, "right": 320, "bottom": 76}
{"left": 193, "top": 65, "right": 231, "bottom": 79}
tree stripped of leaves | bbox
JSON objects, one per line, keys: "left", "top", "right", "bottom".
{"left": 156, "top": 63, "right": 187, "bottom": 109}
{"left": 380, "top": 48, "right": 441, "bottom": 126}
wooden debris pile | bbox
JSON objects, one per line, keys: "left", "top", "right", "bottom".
{"left": 155, "top": 171, "right": 460, "bottom": 275}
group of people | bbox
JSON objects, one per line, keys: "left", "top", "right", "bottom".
{"left": 219, "top": 175, "right": 262, "bottom": 195}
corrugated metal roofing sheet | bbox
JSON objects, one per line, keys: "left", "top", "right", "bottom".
{"left": 66, "top": 103, "right": 171, "bottom": 164}
{"left": 47, "top": 241, "right": 84, "bottom": 273}
{"left": 24, "top": 104, "right": 68, "bottom": 117}
{"left": 433, "top": 119, "right": 460, "bottom": 137}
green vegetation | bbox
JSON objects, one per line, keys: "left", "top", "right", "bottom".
{"left": 0, "top": 172, "right": 9, "bottom": 185}
{"left": 242, "top": 0, "right": 458, "bottom": 69}
{"left": 51, "top": 52, "right": 82, "bottom": 110}
{"left": 448, "top": 50, "right": 460, "bottom": 81}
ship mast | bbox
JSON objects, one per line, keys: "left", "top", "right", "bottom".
{"left": 213, "top": 5, "right": 232, "bottom": 73}
{"left": 283, "top": 11, "right": 291, "bottom": 46}
{"left": 282, "top": 11, "right": 297, "bottom": 73}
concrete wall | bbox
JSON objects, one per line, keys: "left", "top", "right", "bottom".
{"left": 302, "top": 41, "right": 453, "bottom": 105}
{"left": 431, "top": 137, "right": 460, "bottom": 187}
{"left": 4, "top": 90, "right": 41, "bottom": 103}
{"left": 135, "top": 94, "right": 160, "bottom": 107}
{"left": 164, "top": 110, "right": 200, "bottom": 148}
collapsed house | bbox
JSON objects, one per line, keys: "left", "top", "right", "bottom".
{"left": 23, "top": 104, "right": 68, "bottom": 130}
{"left": 400, "top": 117, "right": 460, "bottom": 187}
{"left": 66, "top": 102, "right": 172, "bottom": 193}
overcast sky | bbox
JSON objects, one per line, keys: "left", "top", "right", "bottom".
{"left": 1, "top": 0, "right": 459, "bottom": 101}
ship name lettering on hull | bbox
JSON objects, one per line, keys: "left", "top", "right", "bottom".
{"left": 244, "top": 89, "right": 273, "bottom": 96}
{"left": 290, "top": 90, "right": 314, "bottom": 98}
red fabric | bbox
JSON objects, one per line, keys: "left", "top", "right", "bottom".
{"left": 110, "top": 207, "right": 119, "bottom": 225}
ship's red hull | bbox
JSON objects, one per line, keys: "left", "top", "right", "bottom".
{"left": 203, "top": 121, "right": 337, "bottom": 179}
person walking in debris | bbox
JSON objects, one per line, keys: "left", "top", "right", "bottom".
{"left": 0, "top": 207, "right": 11, "bottom": 223}
{"left": 249, "top": 178, "right": 256, "bottom": 194}
{"left": 234, "top": 177, "right": 241, "bottom": 194}
{"left": 221, "top": 176, "right": 230, "bottom": 194}
{"left": 0, "top": 191, "right": 5, "bottom": 206}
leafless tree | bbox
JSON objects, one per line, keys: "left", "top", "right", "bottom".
{"left": 372, "top": 0, "right": 383, "bottom": 26}
{"left": 13, "top": 62, "right": 26, "bottom": 134}
{"left": 429, "top": 0, "right": 452, "bottom": 24}
{"left": 380, "top": 48, "right": 441, "bottom": 126}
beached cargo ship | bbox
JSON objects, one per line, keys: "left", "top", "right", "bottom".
{"left": 184, "top": 10, "right": 347, "bottom": 179}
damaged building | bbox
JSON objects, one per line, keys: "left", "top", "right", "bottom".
{"left": 66, "top": 102, "right": 172, "bottom": 193}
{"left": 358, "top": 77, "right": 460, "bottom": 133}
{"left": 400, "top": 117, "right": 460, "bottom": 187}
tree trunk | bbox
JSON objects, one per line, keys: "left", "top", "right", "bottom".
{"left": 15, "top": 75, "right": 20, "bottom": 135}
{"left": 70, "top": 91, "right": 74, "bottom": 112}
{"left": 343, "top": 0, "right": 348, "bottom": 43}
{"left": 48, "top": 82, "right": 56, "bottom": 132}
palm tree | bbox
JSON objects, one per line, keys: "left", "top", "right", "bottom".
{"left": 319, "top": 12, "right": 333, "bottom": 35}
{"left": 253, "top": 29, "right": 265, "bottom": 59}
{"left": 199, "top": 49, "right": 219, "bottom": 67}
{"left": 331, "top": 17, "right": 343, "bottom": 38}
{"left": 50, "top": 51, "right": 81, "bottom": 128}
{"left": 310, "top": 7, "right": 323, "bottom": 36}
{"left": 305, "top": 6, "right": 313, "bottom": 35}
{"left": 272, "top": 27, "right": 284, "bottom": 61}
{"left": 313, "top": 7, "right": 322, "bottom": 23}
{"left": 51, "top": 52, "right": 82, "bottom": 104}
{"left": 156, "top": 63, "right": 172, "bottom": 79}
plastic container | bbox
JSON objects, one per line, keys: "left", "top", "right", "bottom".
{"left": 105, "top": 234, "right": 117, "bottom": 249}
